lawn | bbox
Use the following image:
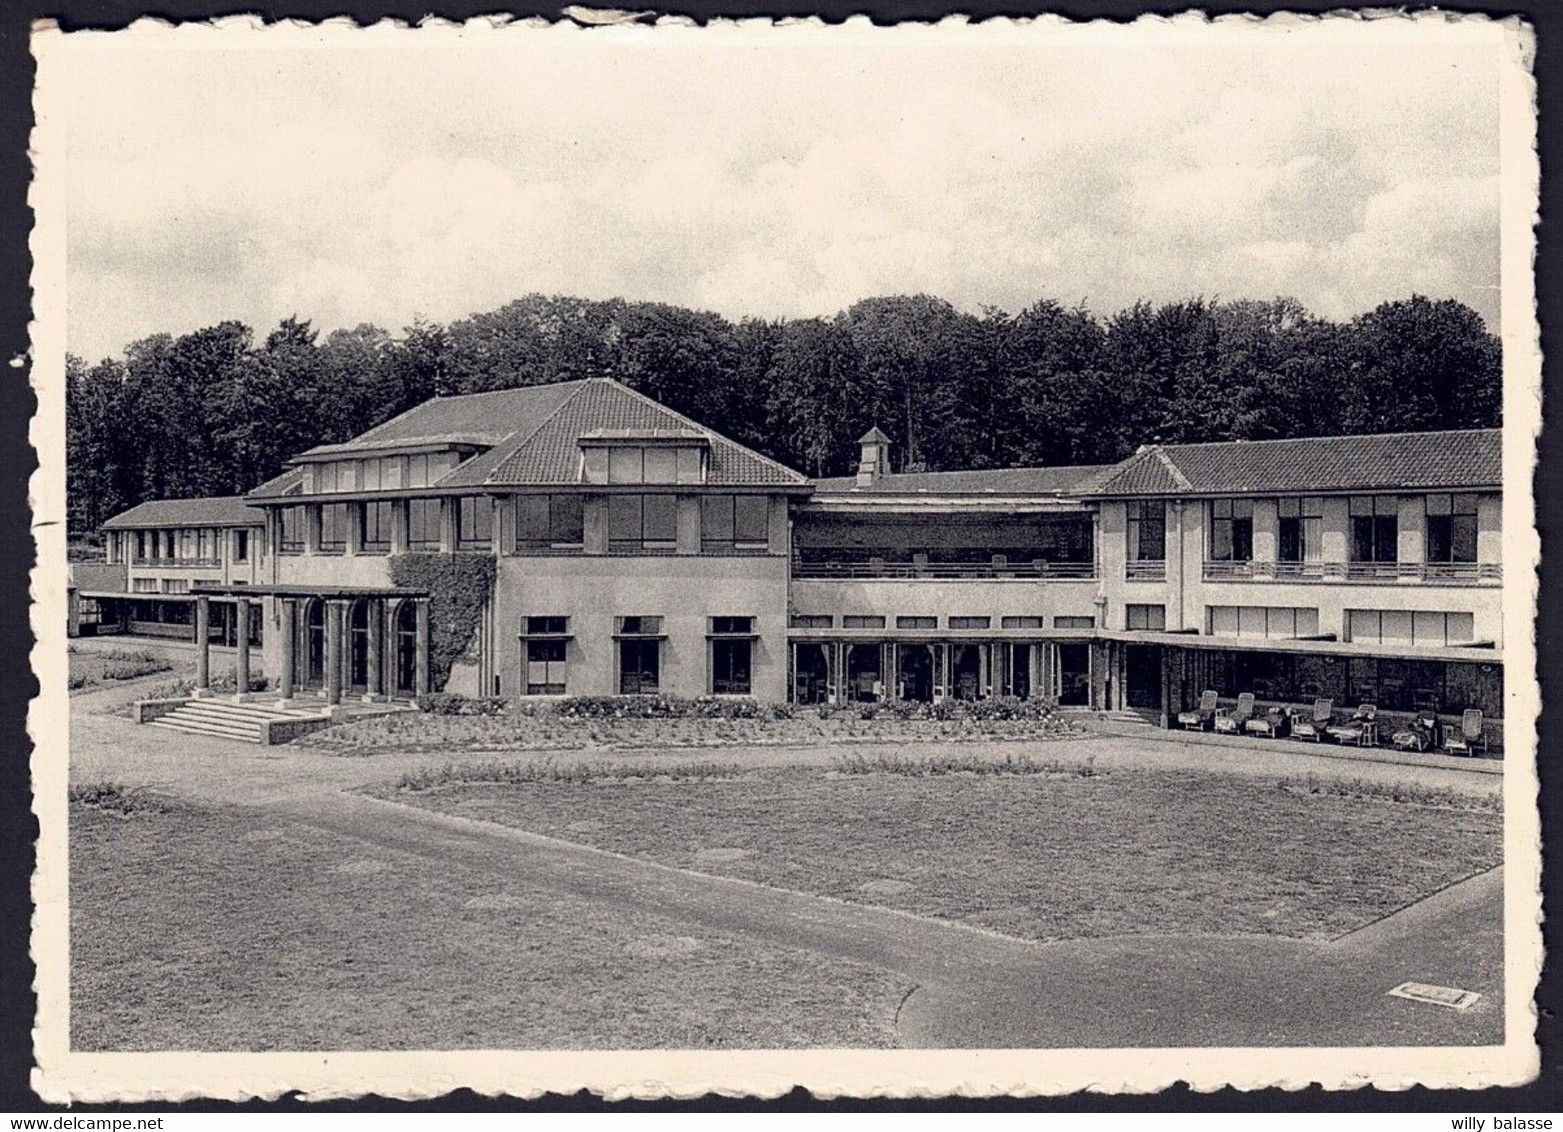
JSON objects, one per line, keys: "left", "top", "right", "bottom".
{"left": 67, "top": 645, "right": 171, "bottom": 692}
{"left": 70, "top": 793, "right": 911, "bottom": 1051}
{"left": 382, "top": 759, "right": 1503, "bottom": 943}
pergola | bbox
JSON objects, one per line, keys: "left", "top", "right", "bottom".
{"left": 191, "top": 583, "right": 432, "bottom": 709}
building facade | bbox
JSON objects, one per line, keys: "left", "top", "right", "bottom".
{"left": 84, "top": 379, "right": 1505, "bottom": 747}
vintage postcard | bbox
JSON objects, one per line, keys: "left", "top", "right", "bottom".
{"left": 28, "top": 11, "right": 1540, "bottom": 1101}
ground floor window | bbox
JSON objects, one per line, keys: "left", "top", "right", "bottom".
{"left": 619, "top": 638, "right": 660, "bottom": 695}
{"left": 526, "top": 639, "right": 568, "bottom": 695}
{"left": 1055, "top": 642, "right": 1091, "bottom": 705}
{"left": 793, "top": 643, "right": 831, "bottom": 704}
{"left": 711, "top": 639, "right": 751, "bottom": 695}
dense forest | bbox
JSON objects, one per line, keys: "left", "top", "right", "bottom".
{"left": 65, "top": 292, "right": 1501, "bottom": 534}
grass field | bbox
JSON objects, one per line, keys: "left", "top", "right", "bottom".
{"left": 66, "top": 645, "right": 171, "bottom": 692}
{"left": 384, "top": 760, "right": 1502, "bottom": 943}
{"left": 70, "top": 794, "right": 911, "bottom": 1051}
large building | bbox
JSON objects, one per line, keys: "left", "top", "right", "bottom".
{"left": 82, "top": 377, "right": 1505, "bottom": 747}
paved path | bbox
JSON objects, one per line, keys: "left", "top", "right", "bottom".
{"left": 69, "top": 698, "right": 1505, "bottom": 1047}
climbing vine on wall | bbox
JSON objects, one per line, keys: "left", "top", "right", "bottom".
{"left": 388, "top": 553, "right": 496, "bottom": 692}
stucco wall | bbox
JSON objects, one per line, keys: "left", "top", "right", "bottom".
{"left": 789, "top": 577, "right": 1102, "bottom": 625}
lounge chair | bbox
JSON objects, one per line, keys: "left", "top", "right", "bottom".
{"left": 1291, "top": 699, "right": 1334, "bottom": 742}
{"left": 1176, "top": 690, "right": 1219, "bottom": 731}
{"left": 1213, "top": 692, "right": 1255, "bottom": 735}
{"left": 1327, "top": 704, "right": 1378, "bottom": 747}
{"left": 1246, "top": 704, "right": 1290, "bottom": 739}
{"left": 1391, "top": 711, "right": 1440, "bottom": 753}
{"left": 1443, "top": 709, "right": 1487, "bottom": 757}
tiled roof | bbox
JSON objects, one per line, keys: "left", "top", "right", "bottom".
{"left": 319, "top": 381, "right": 588, "bottom": 453}
{"left": 296, "top": 433, "right": 506, "bottom": 459}
{"left": 102, "top": 496, "right": 266, "bottom": 529}
{"left": 247, "top": 466, "right": 305, "bottom": 501}
{"left": 1089, "top": 429, "right": 1502, "bottom": 497}
{"left": 440, "top": 378, "right": 809, "bottom": 488}
{"left": 813, "top": 465, "right": 1116, "bottom": 497}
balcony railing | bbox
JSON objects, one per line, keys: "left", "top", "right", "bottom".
{"left": 792, "top": 558, "right": 1097, "bottom": 581}
{"left": 1124, "top": 560, "right": 1166, "bottom": 582}
{"left": 1207, "top": 560, "right": 1502, "bottom": 584}
{"left": 132, "top": 556, "right": 222, "bottom": 568}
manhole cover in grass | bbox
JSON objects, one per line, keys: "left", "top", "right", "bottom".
{"left": 1388, "top": 982, "right": 1481, "bottom": 1010}
{"left": 694, "top": 847, "right": 750, "bottom": 864}
{"left": 332, "top": 859, "right": 386, "bottom": 876}
{"left": 625, "top": 934, "right": 703, "bottom": 959}
{"left": 858, "top": 879, "right": 914, "bottom": 896}
{"left": 463, "top": 893, "right": 528, "bottom": 911}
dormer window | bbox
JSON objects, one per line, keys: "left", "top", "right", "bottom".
{"left": 578, "top": 430, "right": 709, "bottom": 485}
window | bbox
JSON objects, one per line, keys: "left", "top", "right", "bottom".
{"left": 1207, "top": 606, "right": 1321, "bottom": 639}
{"left": 456, "top": 497, "right": 493, "bottom": 550}
{"left": 134, "top": 531, "right": 147, "bottom": 561}
{"left": 618, "top": 623, "right": 661, "bottom": 694}
{"left": 526, "top": 616, "right": 569, "bottom": 636}
{"left": 233, "top": 529, "right": 249, "bottom": 563}
{"left": 1277, "top": 497, "right": 1324, "bottom": 563}
{"left": 949, "top": 616, "right": 991, "bottom": 630}
{"left": 516, "top": 494, "right": 585, "bottom": 550}
{"left": 1125, "top": 603, "right": 1166, "bottom": 631}
{"left": 791, "top": 614, "right": 833, "bottom": 629}
{"left": 132, "top": 578, "right": 158, "bottom": 593}
{"left": 608, "top": 494, "right": 677, "bottom": 551}
{"left": 1127, "top": 501, "right": 1166, "bottom": 562}
{"left": 618, "top": 615, "right": 664, "bottom": 636}
{"left": 1350, "top": 495, "right": 1399, "bottom": 563}
{"left": 359, "top": 501, "right": 392, "bottom": 553}
{"left": 711, "top": 616, "right": 754, "bottom": 635}
{"left": 1345, "top": 609, "right": 1475, "bottom": 647}
{"left": 701, "top": 495, "right": 769, "bottom": 550}
{"left": 608, "top": 447, "right": 644, "bottom": 484}
{"left": 1002, "top": 616, "right": 1047, "bottom": 629}
{"left": 712, "top": 639, "right": 752, "bottom": 694}
{"left": 1209, "top": 499, "right": 1253, "bottom": 561}
{"left": 318, "top": 503, "right": 349, "bottom": 553}
{"left": 896, "top": 615, "right": 937, "bottom": 630}
{"left": 1426, "top": 493, "right": 1479, "bottom": 564}
{"left": 317, "top": 461, "right": 339, "bottom": 493}
{"left": 644, "top": 447, "right": 678, "bottom": 484}
{"left": 1054, "top": 615, "right": 1096, "bottom": 629}
{"left": 406, "top": 454, "right": 432, "bottom": 488}
{"left": 843, "top": 615, "right": 886, "bottom": 630}
{"left": 526, "top": 639, "right": 568, "bottom": 694}
{"left": 280, "top": 507, "right": 305, "bottom": 554}
{"left": 407, "top": 499, "right": 442, "bottom": 550}
{"left": 162, "top": 579, "right": 190, "bottom": 594}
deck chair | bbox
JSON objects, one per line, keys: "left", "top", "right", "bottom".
{"left": 1291, "top": 699, "right": 1334, "bottom": 742}
{"left": 1213, "top": 692, "right": 1255, "bottom": 734}
{"left": 1327, "top": 704, "right": 1378, "bottom": 747}
{"left": 1246, "top": 704, "right": 1290, "bottom": 739}
{"left": 1391, "top": 710, "right": 1440, "bottom": 753}
{"left": 1443, "top": 709, "right": 1487, "bottom": 757}
{"left": 1176, "top": 690, "right": 1219, "bottom": 731}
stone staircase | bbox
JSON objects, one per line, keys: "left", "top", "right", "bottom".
{"left": 147, "top": 698, "right": 327, "bottom": 745}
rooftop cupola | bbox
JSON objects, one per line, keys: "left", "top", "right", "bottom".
{"left": 856, "top": 427, "right": 892, "bottom": 487}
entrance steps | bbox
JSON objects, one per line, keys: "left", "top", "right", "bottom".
{"left": 1098, "top": 708, "right": 1161, "bottom": 728}
{"left": 147, "top": 698, "right": 325, "bottom": 745}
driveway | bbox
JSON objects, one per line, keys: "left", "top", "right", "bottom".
{"left": 67, "top": 698, "right": 1506, "bottom": 1048}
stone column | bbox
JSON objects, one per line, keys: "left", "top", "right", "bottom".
{"left": 325, "top": 600, "right": 345, "bottom": 708}
{"left": 278, "top": 598, "right": 296, "bottom": 708}
{"left": 233, "top": 597, "right": 252, "bottom": 702}
{"left": 365, "top": 599, "right": 383, "bottom": 702}
{"left": 193, "top": 595, "right": 211, "bottom": 698}
{"left": 414, "top": 598, "right": 431, "bottom": 697}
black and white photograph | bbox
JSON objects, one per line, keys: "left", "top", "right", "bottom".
{"left": 28, "top": 11, "right": 1540, "bottom": 1100}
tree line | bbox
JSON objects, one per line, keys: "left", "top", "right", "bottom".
{"left": 66, "top": 292, "right": 1501, "bottom": 534}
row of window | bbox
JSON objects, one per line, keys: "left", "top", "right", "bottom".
{"left": 312, "top": 453, "right": 466, "bottom": 495}
{"left": 1194, "top": 652, "right": 1502, "bottom": 718}
{"left": 276, "top": 495, "right": 771, "bottom": 555}
{"left": 131, "top": 578, "right": 193, "bottom": 594}
{"left": 1131, "top": 602, "right": 1479, "bottom": 647}
{"left": 121, "top": 528, "right": 252, "bottom": 564}
{"left": 790, "top": 614, "right": 1098, "bottom": 631}
{"left": 519, "top": 615, "right": 755, "bottom": 696}
{"left": 1127, "top": 494, "right": 1488, "bottom": 565}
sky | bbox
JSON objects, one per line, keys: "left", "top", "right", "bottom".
{"left": 57, "top": 19, "right": 1504, "bottom": 361}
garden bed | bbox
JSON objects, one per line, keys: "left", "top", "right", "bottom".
{"left": 67, "top": 645, "right": 172, "bottom": 691}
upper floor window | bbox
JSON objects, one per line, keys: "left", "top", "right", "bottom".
{"left": 842, "top": 615, "right": 886, "bottom": 630}
{"left": 1125, "top": 603, "right": 1166, "bottom": 631}
{"left": 233, "top": 529, "right": 249, "bottom": 563}
{"left": 456, "top": 497, "right": 493, "bottom": 551}
{"left": 1002, "top": 616, "right": 1046, "bottom": 629}
{"left": 1127, "top": 501, "right": 1165, "bottom": 562}
{"left": 407, "top": 499, "right": 442, "bottom": 551}
{"left": 608, "top": 493, "right": 677, "bottom": 552}
{"left": 280, "top": 507, "right": 306, "bottom": 554}
{"left": 134, "top": 531, "right": 148, "bottom": 561}
{"left": 360, "top": 501, "right": 392, "bottom": 554}
{"left": 516, "top": 494, "right": 584, "bottom": 551}
{"left": 1426, "top": 493, "right": 1479, "bottom": 564}
{"left": 791, "top": 614, "right": 833, "bottom": 629}
{"left": 1349, "top": 495, "right": 1399, "bottom": 563}
{"left": 1054, "top": 615, "right": 1096, "bottom": 629}
{"left": 701, "top": 495, "right": 769, "bottom": 551}
{"left": 583, "top": 441, "right": 705, "bottom": 485}
{"left": 317, "top": 461, "right": 340, "bottom": 493}
{"left": 897, "top": 615, "right": 937, "bottom": 630}
{"left": 1278, "top": 497, "right": 1324, "bottom": 563}
{"left": 1209, "top": 499, "right": 1253, "bottom": 562}
{"left": 949, "top": 616, "right": 991, "bottom": 630}
{"left": 319, "top": 503, "right": 349, "bottom": 553}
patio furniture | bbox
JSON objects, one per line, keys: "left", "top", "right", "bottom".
{"left": 1246, "top": 704, "right": 1290, "bottom": 739}
{"left": 1213, "top": 692, "right": 1255, "bottom": 735}
{"left": 1391, "top": 711, "right": 1440, "bottom": 753}
{"left": 1326, "top": 704, "right": 1378, "bottom": 747}
{"left": 1443, "top": 709, "right": 1488, "bottom": 757}
{"left": 1176, "top": 690, "right": 1219, "bottom": 731}
{"left": 1291, "top": 699, "right": 1334, "bottom": 742}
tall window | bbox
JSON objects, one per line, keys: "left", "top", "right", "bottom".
{"left": 1426, "top": 493, "right": 1479, "bottom": 563}
{"left": 233, "top": 529, "right": 249, "bottom": 563}
{"left": 316, "top": 461, "right": 339, "bottom": 493}
{"left": 516, "top": 494, "right": 584, "bottom": 550}
{"left": 523, "top": 617, "right": 570, "bottom": 695}
{"left": 456, "top": 497, "right": 493, "bottom": 550}
{"left": 1278, "top": 497, "right": 1323, "bottom": 563}
{"left": 617, "top": 617, "right": 663, "bottom": 695}
{"left": 359, "top": 501, "right": 392, "bottom": 553}
{"left": 1350, "top": 495, "right": 1399, "bottom": 562}
{"left": 407, "top": 499, "right": 442, "bottom": 550}
{"left": 1127, "top": 501, "right": 1165, "bottom": 562}
{"left": 319, "top": 503, "right": 349, "bottom": 553}
{"left": 1209, "top": 499, "right": 1253, "bottom": 561}
{"left": 710, "top": 617, "right": 754, "bottom": 695}
{"left": 608, "top": 494, "right": 677, "bottom": 552}
{"left": 280, "top": 507, "right": 305, "bottom": 554}
{"left": 701, "top": 495, "right": 769, "bottom": 551}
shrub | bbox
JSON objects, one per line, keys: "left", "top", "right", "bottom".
{"left": 69, "top": 780, "right": 167, "bottom": 816}
{"left": 144, "top": 670, "right": 268, "bottom": 699}
{"left": 388, "top": 553, "right": 496, "bottom": 692}
{"left": 819, "top": 696, "right": 1061, "bottom": 723}
{"left": 553, "top": 694, "right": 792, "bottom": 721}
{"left": 415, "top": 692, "right": 509, "bottom": 716}
{"left": 395, "top": 757, "right": 743, "bottom": 791}
{"left": 829, "top": 751, "right": 1100, "bottom": 778}
{"left": 100, "top": 657, "right": 169, "bottom": 681}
